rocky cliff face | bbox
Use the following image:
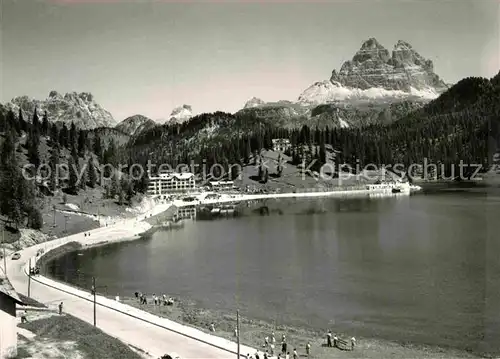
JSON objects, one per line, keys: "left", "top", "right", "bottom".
{"left": 169, "top": 105, "right": 193, "bottom": 124}
{"left": 5, "top": 91, "right": 116, "bottom": 129}
{"left": 115, "top": 114, "right": 156, "bottom": 136}
{"left": 299, "top": 38, "right": 447, "bottom": 104}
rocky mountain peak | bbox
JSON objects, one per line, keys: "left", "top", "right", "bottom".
{"left": 299, "top": 38, "right": 447, "bottom": 105}
{"left": 169, "top": 104, "right": 193, "bottom": 124}
{"left": 115, "top": 114, "right": 155, "bottom": 136}
{"left": 244, "top": 97, "right": 265, "bottom": 109}
{"left": 391, "top": 40, "right": 434, "bottom": 72}
{"left": 49, "top": 90, "right": 63, "bottom": 99}
{"left": 326, "top": 38, "right": 447, "bottom": 93}
{"left": 351, "top": 37, "right": 391, "bottom": 64}
{"left": 5, "top": 91, "right": 115, "bottom": 129}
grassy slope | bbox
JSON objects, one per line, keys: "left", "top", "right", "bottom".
{"left": 19, "top": 314, "right": 144, "bottom": 359}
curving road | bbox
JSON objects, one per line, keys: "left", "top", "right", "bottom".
{"left": 7, "top": 212, "right": 256, "bottom": 359}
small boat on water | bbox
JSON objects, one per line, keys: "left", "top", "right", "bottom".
{"left": 220, "top": 204, "right": 235, "bottom": 215}
{"left": 392, "top": 188, "right": 401, "bottom": 193}
{"left": 157, "top": 219, "right": 184, "bottom": 229}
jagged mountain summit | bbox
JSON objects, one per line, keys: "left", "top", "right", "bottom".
{"left": 115, "top": 114, "right": 156, "bottom": 136}
{"left": 299, "top": 38, "right": 448, "bottom": 104}
{"left": 244, "top": 97, "right": 265, "bottom": 109}
{"left": 4, "top": 91, "right": 116, "bottom": 129}
{"left": 169, "top": 105, "right": 193, "bottom": 124}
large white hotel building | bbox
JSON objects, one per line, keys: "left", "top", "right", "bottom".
{"left": 147, "top": 171, "right": 197, "bottom": 198}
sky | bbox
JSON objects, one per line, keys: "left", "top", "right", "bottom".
{"left": 1, "top": 0, "right": 499, "bottom": 122}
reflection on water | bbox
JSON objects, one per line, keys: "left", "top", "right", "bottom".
{"left": 46, "top": 189, "right": 500, "bottom": 355}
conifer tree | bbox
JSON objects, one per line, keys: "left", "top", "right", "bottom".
{"left": 71, "top": 143, "right": 79, "bottom": 164}
{"left": 18, "top": 109, "right": 26, "bottom": 134}
{"left": 50, "top": 123, "right": 59, "bottom": 145}
{"left": 277, "top": 153, "right": 283, "bottom": 177}
{"left": 27, "top": 206, "right": 43, "bottom": 230}
{"left": 0, "top": 110, "right": 5, "bottom": 132}
{"left": 59, "top": 123, "right": 69, "bottom": 147}
{"left": 27, "top": 109, "right": 41, "bottom": 168}
{"left": 1, "top": 127, "right": 16, "bottom": 168}
{"left": 93, "top": 134, "right": 102, "bottom": 160}
{"left": 49, "top": 144, "right": 60, "bottom": 192}
{"left": 6, "top": 110, "right": 18, "bottom": 135}
{"left": 42, "top": 111, "right": 49, "bottom": 136}
{"left": 263, "top": 168, "right": 269, "bottom": 183}
{"left": 68, "top": 156, "right": 79, "bottom": 194}
{"left": 87, "top": 156, "right": 97, "bottom": 188}
{"left": 69, "top": 122, "right": 77, "bottom": 147}
{"left": 78, "top": 129, "right": 86, "bottom": 157}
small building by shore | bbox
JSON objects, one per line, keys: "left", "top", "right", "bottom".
{"left": 0, "top": 270, "right": 25, "bottom": 358}
{"left": 208, "top": 181, "right": 235, "bottom": 191}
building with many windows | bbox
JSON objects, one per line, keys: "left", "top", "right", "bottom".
{"left": 208, "top": 181, "right": 235, "bottom": 191}
{"left": 147, "top": 172, "right": 196, "bottom": 198}
{"left": 272, "top": 138, "right": 291, "bottom": 153}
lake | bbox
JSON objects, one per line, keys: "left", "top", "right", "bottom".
{"left": 45, "top": 186, "right": 500, "bottom": 355}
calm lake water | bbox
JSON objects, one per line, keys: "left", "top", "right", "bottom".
{"left": 45, "top": 186, "right": 500, "bottom": 355}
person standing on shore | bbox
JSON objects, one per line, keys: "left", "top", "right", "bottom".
{"left": 333, "top": 334, "right": 338, "bottom": 348}
{"left": 327, "top": 330, "right": 332, "bottom": 347}
{"left": 292, "top": 348, "right": 298, "bottom": 359}
{"left": 306, "top": 342, "right": 311, "bottom": 357}
{"left": 21, "top": 310, "right": 28, "bottom": 323}
{"left": 281, "top": 339, "right": 287, "bottom": 355}
{"left": 271, "top": 332, "right": 276, "bottom": 346}
{"left": 350, "top": 337, "right": 356, "bottom": 350}
{"left": 58, "top": 302, "right": 63, "bottom": 315}
{"left": 264, "top": 336, "right": 269, "bottom": 348}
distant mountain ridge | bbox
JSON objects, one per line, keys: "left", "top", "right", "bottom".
{"left": 115, "top": 114, "right": 156, "bottom": 136}
{"left": 4, "top": 91, "right": 115, "bottom": 129}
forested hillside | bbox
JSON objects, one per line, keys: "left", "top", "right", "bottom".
{"left": 124, "top": 72, "right": 499, "bottom": 179}
{"left": 0, "top": 107, "right": 148, "bottom": 232}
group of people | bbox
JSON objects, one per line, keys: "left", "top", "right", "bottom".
{"left": 29, "top": 266, "right": 40, "bottom": 275}
{"left": 326, "top": 329, "right": 356, "bottom": 351}
{"left": 253, "top": 332, "right": 303, "bottom": 359}
{"left": 135, "top": 291, "right": 174, "bottom": 306}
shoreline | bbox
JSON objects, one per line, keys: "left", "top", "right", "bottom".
{"left": 116, "top": 295, "right": 485, "bottom": 359}
{"left": 35, "top": 196, "right": 491, "bottom": 359}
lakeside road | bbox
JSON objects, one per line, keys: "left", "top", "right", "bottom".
{"left": 6, "top": 205, "right": 258, "bottom": 359}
